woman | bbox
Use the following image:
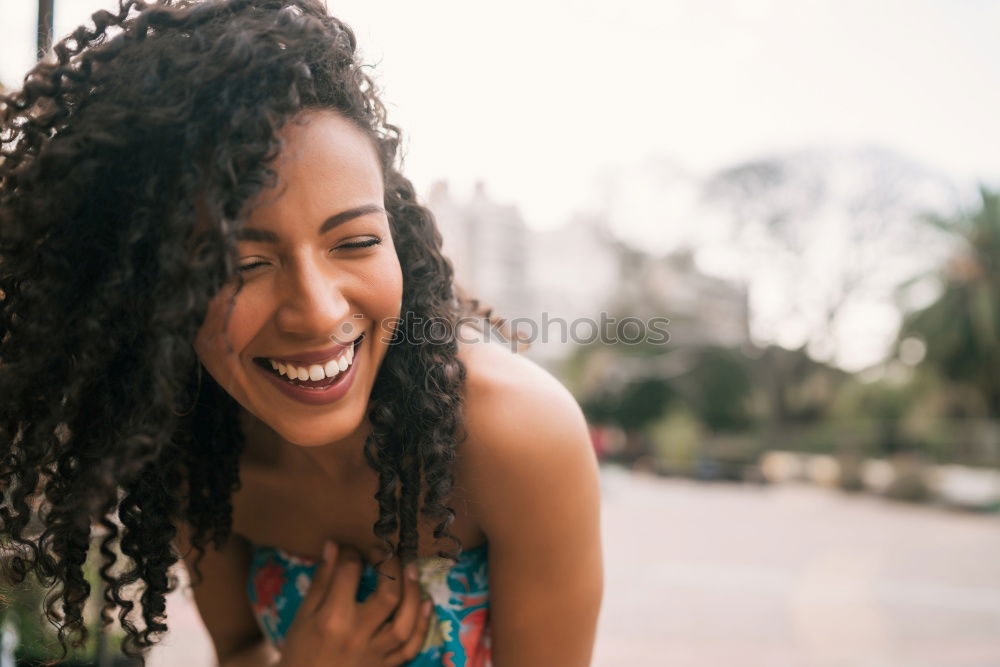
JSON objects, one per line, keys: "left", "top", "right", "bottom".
{"left": 0, "top": 1, "right": 602, "bottom": 666}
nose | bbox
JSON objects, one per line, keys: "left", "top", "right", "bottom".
{"left": 273, "top": 255, "right": 354, "bottom": 343}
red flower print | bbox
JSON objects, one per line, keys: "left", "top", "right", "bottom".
{"left": 253, "top": 559, "right": 288, "bottom": 609}
{"left": 459, "top": 608, "right": 489, "bottom": 665}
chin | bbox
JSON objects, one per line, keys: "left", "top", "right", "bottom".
{"left": 267, "top": 411, "right": 365, "bottom": 448}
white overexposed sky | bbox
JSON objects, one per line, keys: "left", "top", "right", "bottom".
{"left": 2, "top": 0, "right": 999, "bottom": 370}
{"left": 3, "top": 0, "right": 999, "bottom": 227}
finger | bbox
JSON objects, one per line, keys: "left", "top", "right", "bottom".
{"left": 317, "top": 545, "right": 363, "bottom": 620}
{"left": 371, "top": 560, "right": 422, "bottom": 652}
{"left": 382, "top": 597, "right": 433, "bottom": 666}
{"left": 357, "top": 549, "right": 404, "bottom": 637}
{"left": 300, "top": 540, "right": 338, "bottom": 616}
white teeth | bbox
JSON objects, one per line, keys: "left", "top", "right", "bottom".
{"left": 268, "top": 343, "right": 356, "bottom": 383}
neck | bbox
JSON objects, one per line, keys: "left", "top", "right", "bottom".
{"left": 239, "top": 408, "right": 373, "bottom": 485}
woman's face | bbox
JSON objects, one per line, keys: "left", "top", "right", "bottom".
{"left": 194, "top": 109, "right": 403, "bottom": 447}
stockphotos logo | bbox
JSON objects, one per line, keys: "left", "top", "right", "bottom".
{"left": 330, "top": 312, "right": 671, "bottom": 348}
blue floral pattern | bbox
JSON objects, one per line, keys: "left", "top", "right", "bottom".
{"left": 247, "top": 540, "right": 492, "bottom": 666}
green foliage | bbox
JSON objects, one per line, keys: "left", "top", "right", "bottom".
{"left": 649, "top": 408, "right": 705, "bottom": 474}
{"left": 573, "top": 341, "right": 757, "bottom": 434}
{"left": 832, "top": 377, "right": 916, "bottom": 423}
{"left": 747, "top": 344, "right": 846, "bottom": 423}
{"left": 677, "top": 346, "right": 753, "bottom": 431}
{"left": 581, "top": 376, "right": 674, "bottom": 432}
{"left": 901, "top": 186, "right": 1000, "bottom": 417}
{"left": 616, "top": 377, "right": 674, "bottom": 430}
{"left": 1, "top": 537, "right": 131, "bottom": 664}
{"left": 579, "top": 390, "right": 618, "bottom": 425}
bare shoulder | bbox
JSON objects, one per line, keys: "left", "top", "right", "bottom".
{"left": 453, "top": 325, "right": 598, "bottom": 533}
{"left": 455, "top": 325, "right": 588, "bottom": 454}
{"left": 452, "top": 325, "right": 603, "bottom": 664}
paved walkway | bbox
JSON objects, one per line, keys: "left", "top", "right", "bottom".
{"left": 148, "top": 466, "right": 1000, "bottom": 666}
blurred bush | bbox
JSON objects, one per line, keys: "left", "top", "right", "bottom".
{"left": 0, "top": 532, "right": 137, "bottom": 666}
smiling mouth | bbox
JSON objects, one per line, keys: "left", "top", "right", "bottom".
{"left": 253, "top": 333, "right": 364, "bottom": 389}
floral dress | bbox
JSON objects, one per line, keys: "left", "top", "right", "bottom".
{"left": 246, "top": 540, "right": 491, "bottom": 666}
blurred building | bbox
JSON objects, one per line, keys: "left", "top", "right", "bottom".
{"left": 614, "top": 246, "right": 750, "bottom": 349}
{"left": 428, "top": 180, "right": 750, "bottom": 363}
{"left": 428, "top": 180, "right": 531, "bottom": 327}
{"left": 523, "top": 213, "right": 620, "bottom": 360}
{"left": 429, "top": 182, "right": 621, "bottom": 361}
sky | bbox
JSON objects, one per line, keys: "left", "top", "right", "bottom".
{"left": 3, "top": 0, "right": 999, "bottom": 227}
{"left": 2, "top": 0, "right": 999, "bottom": 369}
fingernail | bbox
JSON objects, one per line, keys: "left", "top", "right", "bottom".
{"left": 406, "top": 563, "right": 418, "bottom": 581}
{"left": 323, "top": 540, "right": 336, "bottom": 563}
{"left": 422, "top": 600, "right": 432, "bottom": 616}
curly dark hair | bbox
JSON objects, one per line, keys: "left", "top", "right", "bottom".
{"left": 0, "top": 0, "right": 521, "bottom": 662}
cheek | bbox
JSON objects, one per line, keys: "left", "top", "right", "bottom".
{"left": 194, "top": 289, "right": 267, "bottom": 369}
{"left": 361, "top": 249, "right": 404, "bottom": 314}
{"left": 381, "top": 256, "right": 405, "bottom": 316}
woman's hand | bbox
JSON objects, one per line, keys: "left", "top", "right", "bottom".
{"left": 277, "top": 541, "right": 433, "bottom": 667}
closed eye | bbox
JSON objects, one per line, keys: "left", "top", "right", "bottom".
{"left": 238, "top": 260, "right": 268, "bottom": 273}
{"left": 337, "top": 237, "right": 382, "bottom": 250}
{"left": 237, "top": 237, "right": 381, "bottom": 273}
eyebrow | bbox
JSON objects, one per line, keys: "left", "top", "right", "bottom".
{"left": 236, "top": 204, "right": 386, "bottom": 243}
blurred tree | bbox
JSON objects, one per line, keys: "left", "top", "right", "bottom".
{"left": 675, "top": 346, "right": 752, "bottom": 432}
{"left": 579, "top": 375, "right": 674, "bottom": 431}
{"left": 704, "top": 149, "right": 954, "bottom": 366}
{"left": 830, "top": 378, "right": 916, "bottom": 457}
{"left": 578, "top": 387, "right": 617, "bottom": 425}
{"left": 615, "top": 377, "right": 674, "bottom": 431}
{"left": 900, "top": 187, "right": 1000, "bottom": 417}
{"left": 745, "top": 344, "right": 846, "bottom": 424}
